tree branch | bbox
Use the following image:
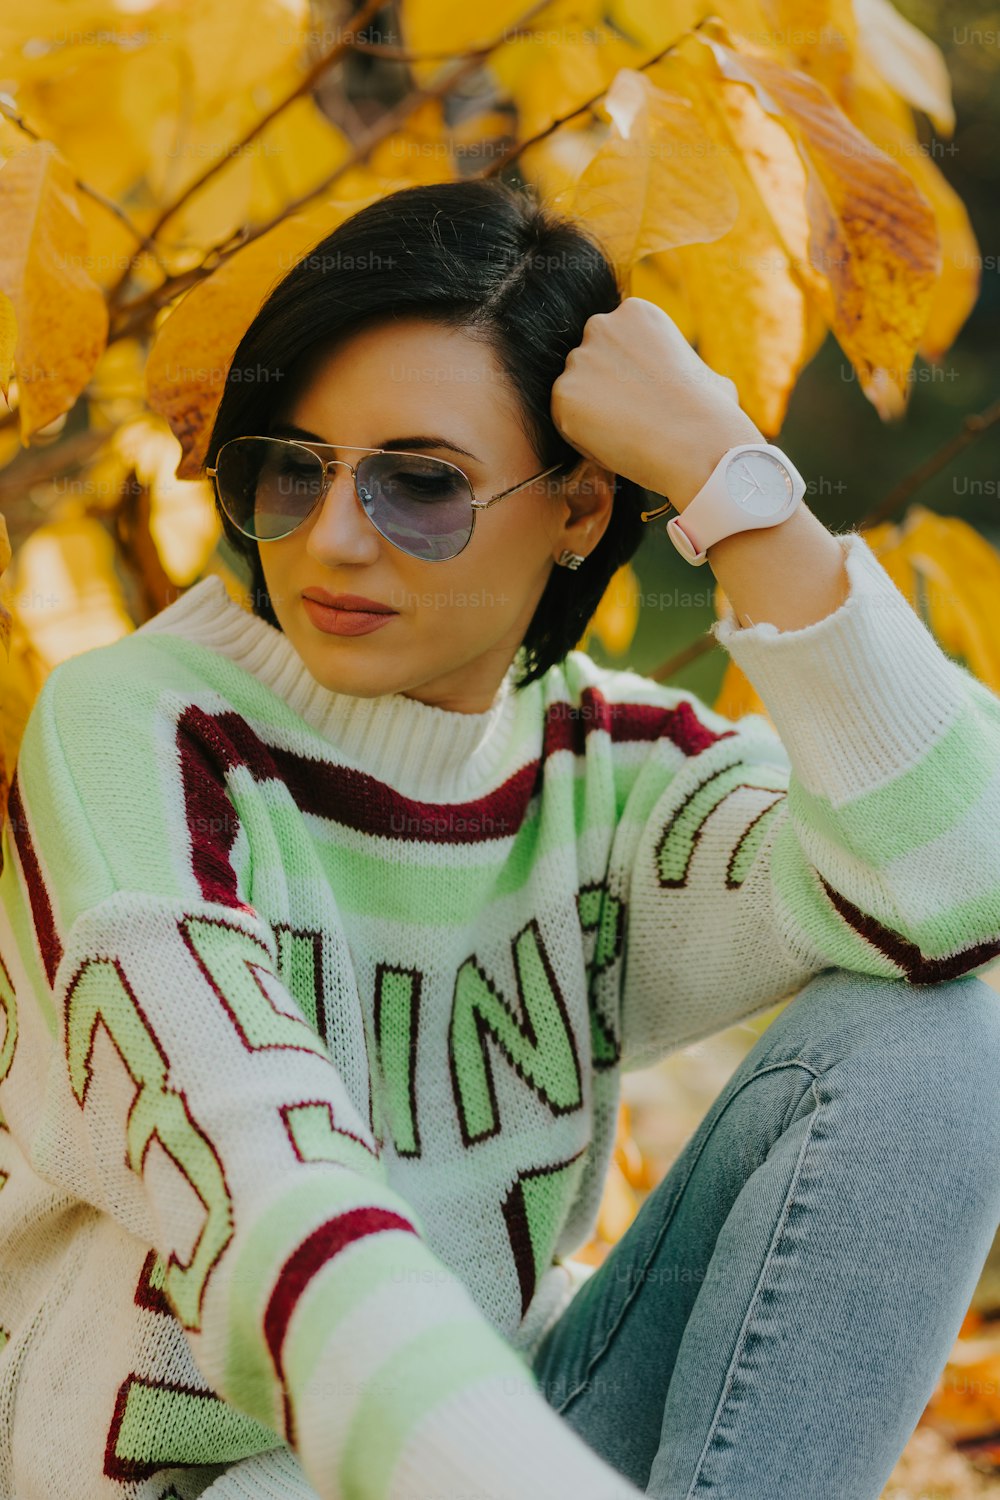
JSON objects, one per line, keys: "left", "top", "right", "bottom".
{"left": 104, "top": 0, "right": 388, "bottom": 312}
{"left": 481, "top": 14, "right": 711, "bottom": 178}
{"left": 857, "top": 392, "right": 1000, "bottom": 529}
{"left": 108, "top": 0, "right": 558, "bottom": 339}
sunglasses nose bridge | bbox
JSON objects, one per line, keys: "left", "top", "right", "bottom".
{"left": 319, "top": 456, "right": 356, "bottom": 481}
{"left": 316, "top": 456, "right": 364, "bottom": 506}
{"left": 305, "top": 456, "right": 380, "bottom": 558}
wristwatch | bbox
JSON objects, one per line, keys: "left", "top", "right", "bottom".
{"left": 641, "top": 442, "right": 806, "bottom": 565}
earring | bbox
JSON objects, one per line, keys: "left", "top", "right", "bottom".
{"left": 557, "top": 549, "right": 586, "bottom": 570}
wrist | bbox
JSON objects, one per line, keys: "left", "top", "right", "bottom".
{"left": 667, "top": 421, "right": 765, "bottom": 512}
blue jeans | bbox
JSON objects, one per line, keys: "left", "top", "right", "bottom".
{"left": 530, "top": 968, "right": 1000, "bottom": 1499}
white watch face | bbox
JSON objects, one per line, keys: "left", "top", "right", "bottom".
{"left": 723, "top": 450, "right": 794, "bottom": 517}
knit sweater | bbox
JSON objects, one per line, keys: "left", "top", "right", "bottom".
{"left": 1, "top": 528, "right": 998, "bottom": 1500}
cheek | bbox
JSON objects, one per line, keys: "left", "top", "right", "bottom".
{"left": 401, "top": 554, "right": 514, "bottom": 641}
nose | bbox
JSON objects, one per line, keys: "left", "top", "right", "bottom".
{"left": 304, "top": 460, "right": 381, "bottom": 563}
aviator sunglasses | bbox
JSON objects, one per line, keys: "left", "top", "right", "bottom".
{"left": 206, "top": 435, "right": 571, "bottom": 563}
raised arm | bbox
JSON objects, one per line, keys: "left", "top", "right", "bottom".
{"left": 605, "top": 530, "right": 1000, "bottom": 1073}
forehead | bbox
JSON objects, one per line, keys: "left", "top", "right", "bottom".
{"left": 293, "top": 316, "right": 505, "bottom": 383}
{"left": 281, "top": 318, "right": 529, "bottom": 449}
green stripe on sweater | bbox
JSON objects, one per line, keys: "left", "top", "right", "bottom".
{"left": 787, "top": 694, "right": 999, "bottom": 864}
{"left": 223, "top": 1174, "right": 429, "bottom": 1421}
{"left": 341, "top": 1318, "right": 537, "bottom": 1500}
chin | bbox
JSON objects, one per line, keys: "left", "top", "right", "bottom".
{"left": 298, "top": 648, "right": 403, "bottom": 699}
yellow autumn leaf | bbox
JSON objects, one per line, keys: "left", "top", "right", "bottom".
{"left": 398, "top": 0, "right": 570, "bottom": 73}
{"left": 712, "top": 652, "right": 770, "bottom": 722}
{"left": 369, "top": 97, "right": 463, "bottom": 185}
{"left": 518, "top": 123, "right": 605, "bottom": 215}
{"left": 853, "top": 0, "right": 955, "bottom": 136}
{"left": 28, "top": 42, "right": 170, "bottom": 293}
{"left": 151, "top": 84, "right": 352, "bottom": 262}
{"left": 844, "top": 62, "right": 979, "bottom": 361}
{"left": 0, "top": 139, "right": 109, "bottom": 438}
{"left": 145, "top": 108, "right": 258, "bottom": 255}
{"left": 627, "top": 248, "right": 698, "bottom": 344}
{"left": 656, "top": 49, "right": 813, "bottom": 436}
{"left": 488, "top": 9, "right": 635, "bottom": 145}
{"left": 87, "top": 337, "right": 148, "bottom": 423}
{"left": 0, "top": 512, "right": 12, "bottom": 657}
{"left": 877, "top": 507, "right": 1000, "bottom": 691}
{"left": 596, "top": 1161, "right": 639, "bottom": 1243}
{"left": 0, "top": 512, "right": 136, "bottom": 784}
{"left": 855, "top": 519, "right": 921, "bottom": 603}
{"left": 606, "top": 0, "right": 769, "bottom": 54}
{"left": 245, "top": 91, "right": 355, "bottom": 219}
{"left": 11, "top": 46, "right": 169, "bottom": 204}
{"left": 579, "top": 561, "right": 641, "bottom": 656}
{"left": 0, "top": 291, "right": 16, "bottom": 405}
{"left": 694, "top": 22, "right": 940, "bottom": 421}
{"left": 0, "top": 597, "right": 44, "bottom": 789}
{"left": 0, "top": 0, "right": 156, "bottom": 73}
{"left": 4, "top": 516, "right": 134, "bottom": 674}
{"left": 712, "top": 512, "right": 1000, "bottom": 725}
{"left": 400, "top": 0, "right": 611, "bottom": 115}
{"left": 565, "top": 69, "right": 739, "bottom": 277}
{"left": 165, "top": 0, "right": 312, "bottom": 116}
{"left": 145, "top": 194, "right": 389, "bottom": 476}
{"left": 743, "top": 0, "right": 859, "bottom": 98}
{"left": 113, "top": 417, "right": 220, "bottom": 586}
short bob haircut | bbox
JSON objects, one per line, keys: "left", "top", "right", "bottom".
{"left": 206, "top": 176, "right": 648, "bottom": 691}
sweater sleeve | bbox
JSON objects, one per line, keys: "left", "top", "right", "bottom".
{"left": 0, "top": 659, "right": 643, "bottom": 1500}
{"left": 612, "top": 529, "right": 1000, "bottom": 1073}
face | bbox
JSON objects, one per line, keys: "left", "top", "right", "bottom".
{"left": 255, "top": 316, "right": 614, "bottom": 713}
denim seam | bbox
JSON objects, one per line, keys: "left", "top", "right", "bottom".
{"left": 683, "top": 1079, "right": 825, "bottom": 1500}
{"left": 550, "top": 1057, "right": 821, "bottom": 1417}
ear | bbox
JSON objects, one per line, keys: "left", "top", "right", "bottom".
{"left": 557, "top": 458, "right": 616, "bottom": 555}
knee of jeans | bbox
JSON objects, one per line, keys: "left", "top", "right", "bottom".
{"left": 929, "top": 970, "right": 1000, "bottom": 1103}
{"left": 828, "top": 968, "right": 1000, "bottom": 1145}
{"left": 798, "top": 964, "right": 998, "bottom": 1073}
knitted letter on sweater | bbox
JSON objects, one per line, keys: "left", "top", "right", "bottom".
{"left": 0, "top": 531, "right": 998, "bottom": 1499}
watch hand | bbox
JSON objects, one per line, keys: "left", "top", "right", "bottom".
{"left": 732, "top": 460, "right": 762, "bottom": 505}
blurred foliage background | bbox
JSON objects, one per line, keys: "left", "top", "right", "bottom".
{"left": 1, "top": 0, "right": 999, "bottom": 1491}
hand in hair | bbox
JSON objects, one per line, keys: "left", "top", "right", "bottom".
{"left": 549, "top": 295, "right": 763, "bottom": 511}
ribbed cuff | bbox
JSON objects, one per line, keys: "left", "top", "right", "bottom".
{"left": 199, "top": 1446, "right": 319, "bottom": 1499}
{"left": 710, "top": 530, "right": 970, "bottom": 805}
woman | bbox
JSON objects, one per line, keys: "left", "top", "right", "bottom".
{"left": 0, "top": 178, "right": 998, "bottom": 1500}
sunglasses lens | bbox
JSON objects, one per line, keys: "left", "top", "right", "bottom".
{"left": 357, "top": 453, "right": 473, "bottom": 561}
{"left": 213, "top": 439, "right": 476, "bottom": 558}
{"left": 216, "top": 437, "right": 327, "bottom": 540}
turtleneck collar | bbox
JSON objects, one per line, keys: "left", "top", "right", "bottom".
{"left": 137, "top": 575, "right": 527, "bottom": 801}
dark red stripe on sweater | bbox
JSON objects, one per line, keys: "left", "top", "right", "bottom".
{"left": 545, "top": 691, "right": 731, "bottom": 759}
{"left": 175, "top": 689, "right": 731, "bottom": 870}
{"left": 178, "top": 707, "right": 261, "bottom": 908}
{"left": 820, "top": 876, "right": 1000, "bottom": 983}
{"left": 6, "top": 771, "right": 62, "bottom": 987}
{"left": 264, "top": 1207, "right": 417, "bottom": 1385}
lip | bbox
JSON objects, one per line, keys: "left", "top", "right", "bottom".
{"left": 301, "top": 596, "right": 397, "bottom": 637}
{"left": 302, "top": 589, "right": 397, "bottom": 613}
